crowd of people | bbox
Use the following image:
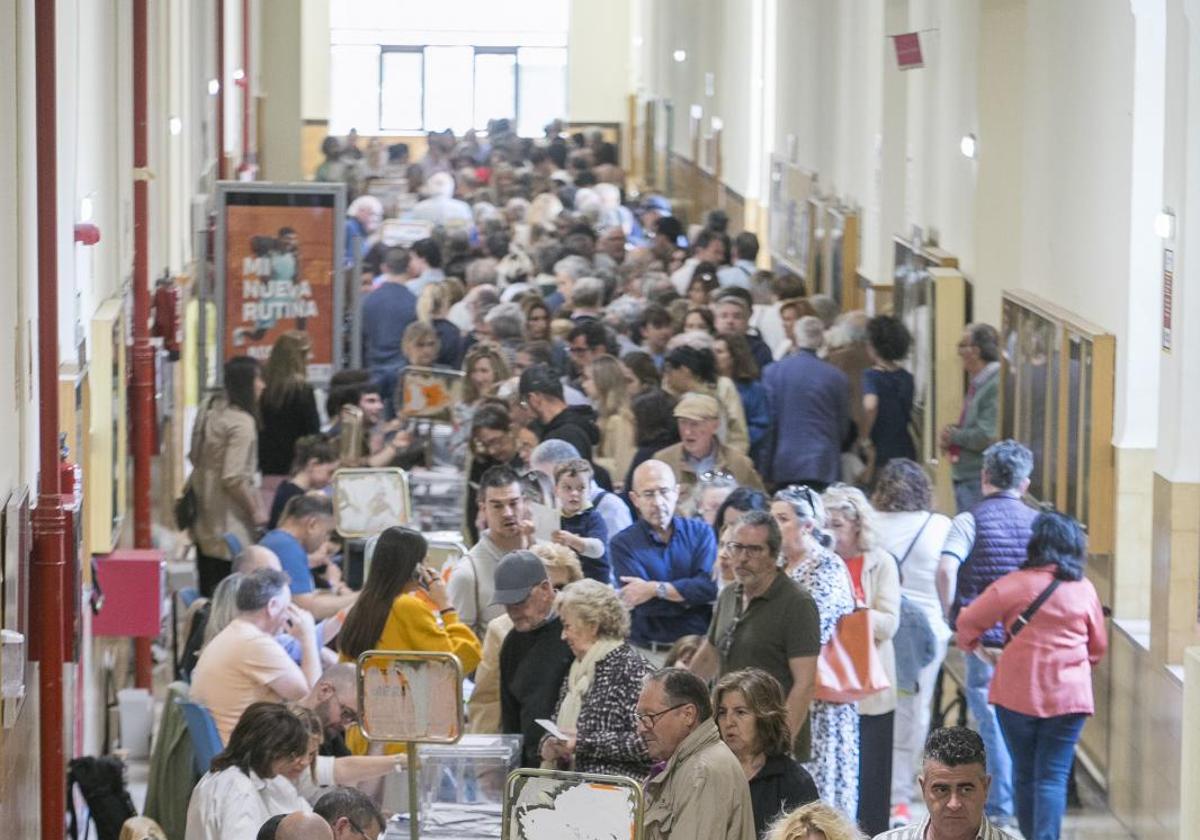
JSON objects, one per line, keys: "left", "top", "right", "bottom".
{"left": 173, "top": 125, "right": 1109, "bottom": 840}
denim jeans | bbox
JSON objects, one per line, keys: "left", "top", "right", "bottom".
{"left": 964, "top": 654, "right": 1013, "bottom": 818}
{"left": 996, "top": 707, "right": 1086, "bottom": 840}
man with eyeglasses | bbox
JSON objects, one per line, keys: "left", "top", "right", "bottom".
{"left": 653, "top": 393, "right": 764, "bottom": 514}
{"left": 611, "top": 460, "right": 718, "bottom": 665}
{"left": 290, "top": 664, "right": 402, "bottom": 800}
{"left": 313, "top": 786, "right": 387, "bottom": 840}
{"left": 638, "top": 668, "right": 755, "bottom": 840}
{"left": 688, "top": 510, "right": 821, "bottom": 757}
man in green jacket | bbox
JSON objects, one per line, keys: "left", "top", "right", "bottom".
{"left": 941, "top": 324, "right": 1002, "bottom": 512}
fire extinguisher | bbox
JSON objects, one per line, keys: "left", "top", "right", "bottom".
{"left": 152, "top": 270, "right": 181, "bottom": 360}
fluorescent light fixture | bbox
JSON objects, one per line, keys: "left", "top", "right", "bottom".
{"left": 168, "top": 116, "right": 183, "bottom": 136}
{"left": 1155, "top": 210, "right": 1176, "bottom": 240}
{"left": 960, "top": 133, "right": 977, "bottom": 159}
{"left": 208, "top": 78, "right": 221, "bottom": 95}
{"left": 673, "top": 49, "right": 687, "bottom": 63}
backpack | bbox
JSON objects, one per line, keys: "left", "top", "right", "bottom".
{"left": 67, "top": 755, "right": 138, "bottom": 840}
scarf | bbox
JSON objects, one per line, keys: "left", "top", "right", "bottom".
{"left": 544, "top": 638, "right": 623, "bottom": 768}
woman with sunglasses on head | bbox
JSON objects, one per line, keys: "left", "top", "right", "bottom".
{"left": 821, "top": 483, "right": 901, "bottom": 837}
{"left": 770, "top": 486, "right": 860, "bottom": 818}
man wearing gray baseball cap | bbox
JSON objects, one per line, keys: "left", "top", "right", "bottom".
{"left": 495, "top": 550, "right": 574, "bottom": 767}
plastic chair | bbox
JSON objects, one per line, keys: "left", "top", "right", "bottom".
{"left": 176, "top": 699, "right": 223, "bottom": 777}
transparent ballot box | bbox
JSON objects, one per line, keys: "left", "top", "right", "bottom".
{"left": 384, "top": 734, "right": 522, "bottom": 839}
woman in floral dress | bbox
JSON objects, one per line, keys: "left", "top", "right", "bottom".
{"left": 771, "top": 486, "right": 860, "bottom": 817}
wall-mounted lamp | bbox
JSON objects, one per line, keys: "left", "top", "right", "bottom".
{"left": 1155, "top": 209, "right": 1176, "bottom": 241}
{"left": 960, "top": 133, "right": 978, "bottom": 159}
{"left": 168, "top": 116, "right": 183, "bottom": 136}
{"left": 207, "top": 78, "right": 221, "bottom": 96}
{"left": 711, "top": 117, "right": 724, "bottom": 132}
{"left": 673, "top": 49, "right": 687, "bottom": 63}
{"left": 79, "top": 196, "right": 94, "bottom": 223}
{"left": 689, "top": 104, "right": 703, "bottom": 120}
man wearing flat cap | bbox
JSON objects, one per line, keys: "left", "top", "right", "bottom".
{"left": 494, "top": 550, "right": 574, "bottom": 767}
{"left": 653, "top": 392, "right": 764, "bottom": 514}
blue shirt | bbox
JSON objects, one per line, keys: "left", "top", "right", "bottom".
{"left": 611, "top": 516, "right": 717, "bottom": 645}
{"left": 260, "top": 529, "right": 315, "bottom": 595}
{"left": 361, "top": 282, "right": 417, "bottom": 369}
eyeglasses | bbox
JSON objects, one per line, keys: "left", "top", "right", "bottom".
{"left": 725, "top": 542, "right": 769, "bottom": 558}
{"left": 634, "top": 702, "right": 689, "bottom": 729}
{"left": 698, "top": 470, "right": 735, "bottom": 483}
{"left": 331, "top": 688, "right": 360, "bottom": 728}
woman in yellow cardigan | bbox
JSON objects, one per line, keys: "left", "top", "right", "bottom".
{"left": 338, "top": 526, "right": 483, "bottom": 753}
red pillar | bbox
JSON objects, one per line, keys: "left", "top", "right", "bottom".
{"left": 32, "top": 1, "right": 69, "bottom": 837}
{"left": 216, "top": 0, "right": 227, "bottom": 179}
{"left": 131, "top": 0, "right": 155, "bottom": 691}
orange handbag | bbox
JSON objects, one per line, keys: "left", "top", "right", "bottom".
{"left": 815, "top": 604, "right": 891, "bottom": 704}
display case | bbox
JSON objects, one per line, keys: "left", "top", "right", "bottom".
{"left": 767, "top": 155, "right": 818, "bottom": 282}
{"left": 890, "top": 264, "right": 972, "bottom": 512}
{"left": 1000, "top": 291, "right": 1116, "bottom": 557}
{"left": 87, "top": 297, "right": 128, "bottom": 556}
{"left": 813, "top": 205, "right": 861, "bottom": 310}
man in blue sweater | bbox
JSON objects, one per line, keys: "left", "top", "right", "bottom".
{"left": 611, "top": 460, "right": 717, "bottom": 665}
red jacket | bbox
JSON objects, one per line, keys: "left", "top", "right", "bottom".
{"left": 956, "top": 567, "right": 1107, "bottom": 718}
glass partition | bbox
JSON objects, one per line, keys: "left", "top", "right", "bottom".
{"left": 1000, "top": 291, "right": 1115, "bottom": 554}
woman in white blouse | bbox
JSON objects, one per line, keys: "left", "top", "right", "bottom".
{"left": 185, "top": 702, "right": 313, "bottom": 840}
{"left": 869, "top": 459, "right": 953, "bottom": 829}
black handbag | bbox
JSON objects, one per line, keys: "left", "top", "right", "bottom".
{"left": 173, "top": 479, "right": 197, "bottom": 531}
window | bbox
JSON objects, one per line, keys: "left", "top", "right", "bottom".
{"left": 380, "top": 50, "right": 423, "bottom": 132}
{"left": 329, "top": 0, "right": 568, "bottom": 136}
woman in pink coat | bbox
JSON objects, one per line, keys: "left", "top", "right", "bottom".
{"left": 956, "top": 511, "right": 1107, "bottom": 840}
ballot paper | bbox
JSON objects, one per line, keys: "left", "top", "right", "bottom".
{"left": 535, "top": 718, "right": 570, "bottom": 741}
{"left": 527, "top": 502, "right": 560, "bottom": 543}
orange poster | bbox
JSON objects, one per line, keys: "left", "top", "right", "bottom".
{"left": 222, "top": 194, "right": 339, "bottom": 381}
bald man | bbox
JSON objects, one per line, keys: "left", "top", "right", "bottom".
{"left": 236, "top": 544, "right": 283, "bottom": 573}
{"left": 610, "top": 460, "right": 718, "bottom": 664}
{"left": 276, "top": 812, "right": 334, "bottom": 840}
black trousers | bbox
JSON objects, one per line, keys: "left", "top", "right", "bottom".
{"left": 858, "top": 710, "right": 895, "bottom": 836}
{"left": 196, "top": 549, "right": 233, "bottom": 598}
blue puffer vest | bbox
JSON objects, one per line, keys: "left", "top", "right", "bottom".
{"left": 951, "top": 492, "right": 1038, "bottom": 647}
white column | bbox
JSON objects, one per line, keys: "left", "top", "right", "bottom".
{"left": 1121, "top": 0, "right": 1166, "bottom": 451}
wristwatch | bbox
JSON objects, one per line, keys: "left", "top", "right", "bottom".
{"left": 655, "top": 582, "right": 668, "bottom": 600}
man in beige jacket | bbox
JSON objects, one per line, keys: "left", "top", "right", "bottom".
{"left": 637, "top": 668, "right": 755, "bottom": 840}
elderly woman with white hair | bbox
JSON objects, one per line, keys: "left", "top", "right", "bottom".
{"left": 344, "top": 195, "right": 382, "bottom": 265}
{"left": 408, "top": 170, "right": 474, "bottom": 229}
{"left": 770, "top": 486, "right": 859, "bottom": 817}
{"left": 821, "top": 483, "right": 900, "bottom": 837}
{"left": 538, "top": 579, "right": 653, "bottom": 778}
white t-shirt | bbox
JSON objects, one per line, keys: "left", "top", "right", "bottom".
{"left": 875, "top": 510, "right": 953, "bottom": 615}
{"left": 184, "top": 767, "right": 311, "bottom": 840}
{"left": 448, "top": 532, "right": 508, "bottom": 629}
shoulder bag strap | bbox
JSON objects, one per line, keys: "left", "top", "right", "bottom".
{"left": 896, "top": 513, "right": 933, "bottom": 570}
{"left": 1009, "top": 579, "right": 1063, "bottom": 638}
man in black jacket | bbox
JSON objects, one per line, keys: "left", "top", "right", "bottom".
{"left": 495, "top": 550, "right": 574, "bottom": 767}
{"left": 519, "top": 364, "right": 602, "bottom": 462}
